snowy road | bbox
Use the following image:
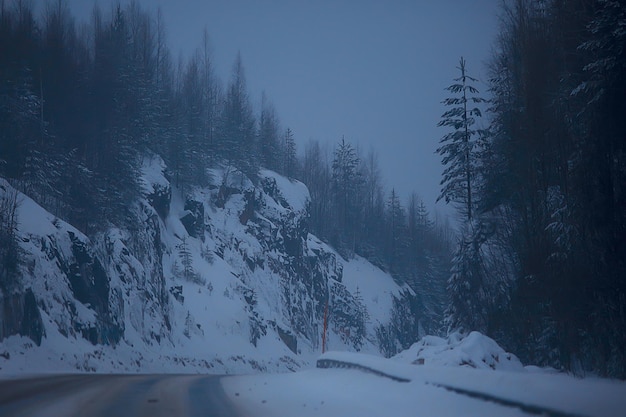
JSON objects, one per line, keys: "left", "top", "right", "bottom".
{"left": 0, "top": 374, "right": 238, "bottom": 417}
{"left": 1, "top": 362, "right": 625, "bottom": 417}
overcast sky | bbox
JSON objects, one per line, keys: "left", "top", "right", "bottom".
{"left": 61, "top": 0, "right": 500, "bottom": 220}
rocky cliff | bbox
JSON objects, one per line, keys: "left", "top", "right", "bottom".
{"left": 0, "top": 157, "right": 420, "bottom": 373}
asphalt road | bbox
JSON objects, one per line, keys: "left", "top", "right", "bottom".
{"left": 0, "top": 374, "right": 239, "bottom": 417}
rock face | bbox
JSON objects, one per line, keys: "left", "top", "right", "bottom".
{"left": 0, "top": 161, "right": 420, "bottom": 369}
{"left": 180, "top": 199, "right": 204, "bottom": 240}
{"left": 0, "top": 289, "right": 43, "bottom": 345}
{"left": 0, "top": 169, "right": 171, "bottom": 350}
{"left": 8, "top": 195, "right": 126, "bottom": 345}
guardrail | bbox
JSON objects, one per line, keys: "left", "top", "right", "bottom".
{"left": 316, "top": 358, "right": 411, "bottom": 383}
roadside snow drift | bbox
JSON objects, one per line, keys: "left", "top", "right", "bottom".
{"left": 394, "top": 331, "right": 524, "bottom": 371}
{"left": 224, "top": 349, "right": 626, "bottom": 417}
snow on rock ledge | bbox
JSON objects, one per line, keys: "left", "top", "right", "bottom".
{"left": 393, "top": 331, "right": 524, "bottom": 371}
{"left": 259, "top": 169, "right": 310, "bottom": 215}
{"left": 139, "top": 153, "right": 171, "bottom": 219}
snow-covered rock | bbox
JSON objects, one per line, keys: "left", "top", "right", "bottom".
{"left": 0, "top": 162, "right": 417, "bottom": 373}
{"left": 1, "top": 178, "right": 124, "bottom": 346}
{"left": 393, "top": 331, "right": 524, "bottom": 371}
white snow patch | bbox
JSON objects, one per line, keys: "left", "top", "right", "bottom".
{"left": 394, "top": 331, "right": 524, "bottom": 371}
{"left": 138, "top": 153, "right": 169, "bottom": 196}
{"left": 259, "top": 169, "right": 310, "bottom": 213}
{"left": 341, "top": 255, "right": 402, "bottom": 326}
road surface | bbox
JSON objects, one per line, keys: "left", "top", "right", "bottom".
{"left": 0, "top": 374, "right": 238, "bottom": 417}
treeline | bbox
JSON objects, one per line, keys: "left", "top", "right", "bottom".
{"left": 0, "top": 0, "right": 298, "bottom": 232}
{"left": 0, "top": 0, "right": 453, "bottom": 334}
{"left": 440, "top": 0, "right": 626, "bottom": 377}
{"left": 301, "top": 137, "right": 453, "bottom": 336}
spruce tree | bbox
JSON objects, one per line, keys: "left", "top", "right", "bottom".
{"left": 436, "top": 57, "right": 486, "bottom": 221}
{"left": 437, "top": 58, "right": 488, "bottom": 336}
{"left": 258, "top": 94, "right": 281, "bottom": 172}
{"left": 331, "top": 137, "right": 361, "bottom": 252}
{"left": 218, "top": 53, "right": 256, "bottom": 179}
{"left": 283, "top": 127, "right": 297, "bottom": 178}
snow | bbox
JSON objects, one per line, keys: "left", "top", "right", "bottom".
{"left": 341, "top": 255, "right": 403, "bottom": 327}
{"left": 1, "top": 180, "right": 101, "bottom": 334}
{"left": 6, "top": 166, "right": 626, "bottom": 417}
{"left": 394, "top": 331, "right": 525, "bottom": 371}
{"left": 223, "top": 368, "right": 527, "bottom": 417}
{"left": 259, "top": 169, "right": 310, "bottom": 214}
{"left": 138, "top": 153, "right": 169, "bottom": 196}
{"left": 223, "top": 350, "right": 626, "bottom": 417}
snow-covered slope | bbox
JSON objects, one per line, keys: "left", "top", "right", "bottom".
{"left": 0, "top": 159, "right": 416, "bottom": 373}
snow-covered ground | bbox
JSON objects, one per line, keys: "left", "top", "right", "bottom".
{"left": 2, "top": 318, "right": 625, "bottom": 416}
{"left": 224, "top": 348, "right": 626, "bottom": 417}
{"left": 3, "top": 166, "right": 626, "bottom": 417}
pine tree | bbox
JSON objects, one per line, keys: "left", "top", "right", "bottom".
{"left": 178, "top": 236, "right": 193, "bottom": 281}
{"left": 436, "top": 57, "right": 486, "bottom": 221}
{"left": 218, "top": 52, "right": 256, "bottom": 178}
{"left": 184, "top": 311, "right": 192, "bottom": 338}
{"left": 445, "top": 223, "right": 487, "bottom": 333}
{"left": 331, "top": 137, "right": 361, "bottom": 252}
{"left": 180, "top": 53, "right": 204, "bottom": 188}
{"left": 0, "top": 186, "right": 20, "bottom": 292}
{"left": 258, "top": 93, "right": 281, "bottom": 172}
{"left": 200, "top": 28, "right": 220, "bottom": 169}
{"left": 301, "top": 139, "right": 331, "bottom": 237}
{"left": 352, "top": 285, "right": 369, "bottom": 349}
{"left": 283, "top": 127, "right": 297, "bottom": 178}
{"left": 385, "top": 189, "right": 407, "bottom": 276}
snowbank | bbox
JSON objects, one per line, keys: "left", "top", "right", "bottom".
{"left": 394, "top": 331, "right": 524, "bottom": 371}
{"left": 224, "top": 349, "right": 626, "bottom": 417}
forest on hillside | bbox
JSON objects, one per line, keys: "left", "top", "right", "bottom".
{"left": 1, "top": 0, "right": 625, "bottom": 377}
{"left": 437, "top": 0, "right": 626, "bottom": 377}
{"left": 0, "top": 1, "right": 452, "bottom": 343}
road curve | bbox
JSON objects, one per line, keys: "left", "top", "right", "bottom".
{"left": 0, "top": 374, "right": 240, "bottom": 417}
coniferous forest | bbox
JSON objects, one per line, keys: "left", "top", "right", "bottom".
{"left": 439, "top": 0, "right": 626, "bottom": 377}
{"left": 0, "top": 0, "right": 452, "bottom": 348}
{"left": 1, "top": 0, "right": 625, "bottom": 378}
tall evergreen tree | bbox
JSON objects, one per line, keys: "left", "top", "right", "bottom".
{"left": 199, "top": 28, "right": 220, "bottom": 168}
{"left": 218, "top": 52, "right": 256, "bottom": 179}
{"left": 283, "top": 127, "right": 297, "bottom": 178}
{"left": 331, "top": 137, "right": 361, "bottom": 252}
{"left": 301, "top": 139, "right": 331, "bottom": 237}
{"left": 384, "top": 188, "right": 407, "bottom": 276}
{"left": 436, "top": 57, "right": 486, "bottom": 222}
{"left": 258, "top": 93, "right": 281, "bottom": 172}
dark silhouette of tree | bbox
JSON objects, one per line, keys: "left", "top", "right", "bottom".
{"left": 331, "top": 137, "right": 361, "bottom": 253}
{"left": 258, "top": 93, "right": 281, "bottom": 172}
{"left": 218, "top": 52, "right": 256, "bottom": 178}
{"left": 283, "top": 127, "right": 297, "bottom": 179}
{"left": 436, "top": 57, "right": 486, "bottom": 222}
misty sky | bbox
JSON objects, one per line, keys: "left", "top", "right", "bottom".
{"left": 61, "top": 0, "right": 499, "bottom": 220}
